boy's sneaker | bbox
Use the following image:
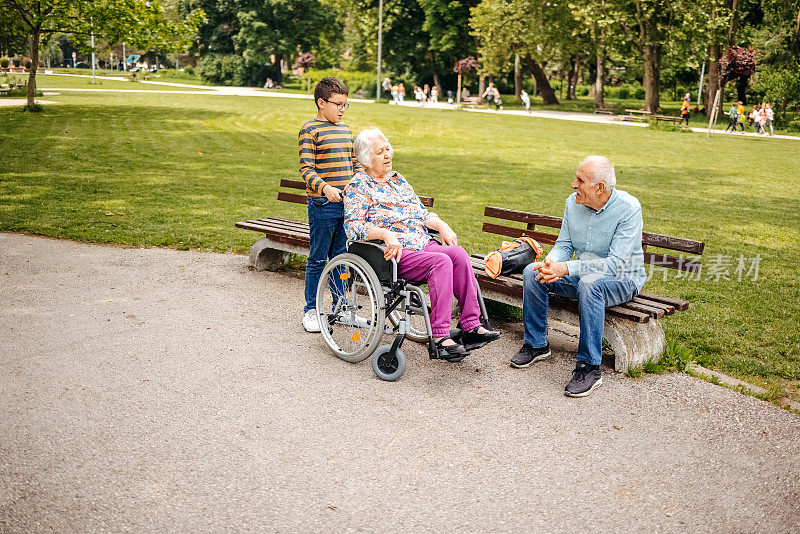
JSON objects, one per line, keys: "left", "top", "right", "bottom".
{"left": 302, "top": 309, "right": 321, "bottom": 333}
{"left": 510, "top": 344, "right": 551, "bottom": 368}
{"left": 564, "top": 361, "right": 603, "bottom": 397}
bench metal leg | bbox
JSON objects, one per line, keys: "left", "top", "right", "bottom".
{"left": 249, "top": 238, "right": 291, "bottom": 271}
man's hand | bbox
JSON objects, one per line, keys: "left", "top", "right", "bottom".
{"left": 439, "top": 224, "right": 458, "bottom": 246}
{"left": 383, "top": 232, "right": 402, "bottom": 262}
{"left": 322, "top": 184, "right": 342, "bottom": 202}
{"left": 535, "top": 257, "right": 568, "bottom": 283}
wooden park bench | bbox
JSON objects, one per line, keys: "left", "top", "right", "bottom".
{"left": 459, "top": 96, "right": 485, "bottom": 109}
{"left": 593, "top": 104, "right": 616, "bottom": 115}
{"left": 470, "top": 206, "right": 704, "bottom": 373}
{"left": 652, "top": 114, "right": 684, "bottom": 125}
{"left": 621, "top": 109, "right": 651, "bottom": 122}
{"left": 235, "top": 179, "right": 434, "bottom": 270}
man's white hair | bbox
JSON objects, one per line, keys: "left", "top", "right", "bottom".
{"left": 579, "top": 155, "right": 616, "bottom": 189}
{"left": 354, "top": 127, "right": 392, "bottom": 169}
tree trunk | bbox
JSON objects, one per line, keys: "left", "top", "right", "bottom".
{"left": 427, "top": 50, "right": 443, "bottom": 96}
{"left": 594, "top": 47, "right": 605, "bottom": 108}
{"left": 567, "top": 56, "right": 579, "bottom": 100}
{"left": 524, "top": 55, "right": 558, "bottom": 105}
{"left": 727, "top": 0, "right": 740, "bottom": 46}
{"left": 736, "top": 76, "right": 748, "bottom": 105}
{"left": 642, "top": 43, "right": 661, "bottom": 113}
{"left": 478, "top": 74, "right": 485, "bottom": 96}
{"left": 514, "top": 54, "right": 522, "bottom": 100}
{"left": 27, "top": 29, "right": 40, "bottom": 108}
{"left": 706, "top": 45, "right": 721, "bottom": 116}
{"left": 273, "top": 53, "right": 283, "bottom": 85}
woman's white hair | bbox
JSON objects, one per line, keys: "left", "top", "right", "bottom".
{"left": 354, "top": 127, "right": 392, "bottom": 169}
{"left": 579, "top": 155, "right": 616, "bottom": 189}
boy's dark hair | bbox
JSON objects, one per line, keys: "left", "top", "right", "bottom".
{"left": 314, "top": 77, "right": 349, "bottom": 109}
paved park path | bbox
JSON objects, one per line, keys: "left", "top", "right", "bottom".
{"left": 1, "top": 232, "right": 798, "bottom": 532}
{"left": 30, "top": 73, "right": 800, "bottom": 141}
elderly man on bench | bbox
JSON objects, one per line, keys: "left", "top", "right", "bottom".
{"left": 510, "top": 156, "right": 646, "bottom": 397}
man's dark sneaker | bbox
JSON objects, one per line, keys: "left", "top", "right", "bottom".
{"left": 564, "top": 361, "right": 603, "bottom": 397}
{"left": 460, "top": 327, "right": 501, "bottom": 351}
{"left": 510, "top": 344, "right": 551, "bottom": 368}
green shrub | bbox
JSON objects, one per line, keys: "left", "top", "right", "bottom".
{"left": 617, "top": 87, "right": 630, "bottom": 99}
{"left": 0, "top": 57, "right": 8, "bottom": 68}
{"left": 184, "top": 66, "right": 194, "bottom": 76}
{"left": 634, "top": 87, "right": 645, "bottom": 99}
{"left": 301, "top": 68, "right": 376, "bottom": 96}
{"left": 199, "top": 54, "right": 245, "bottom": 87}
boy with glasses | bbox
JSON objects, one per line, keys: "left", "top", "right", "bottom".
{"left": 298, "top": 77, "right": 362, "bottom": 332}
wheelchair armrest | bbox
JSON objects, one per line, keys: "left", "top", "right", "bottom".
{"left": 427, "top": 228, "right": 441, "bottom": 245}
{"left": 347, "top": 240, "right": 397, "bottom": 284}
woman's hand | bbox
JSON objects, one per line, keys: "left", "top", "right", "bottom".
{"left": 439, "top": 224, "right": 458, "bottom": 246}
{"left": 383, "top": 233, "right": 403, "bottom": 261}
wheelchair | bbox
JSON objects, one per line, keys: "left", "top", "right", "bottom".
{"left": 315, "top": 238, "right": 493, "bottom": 381}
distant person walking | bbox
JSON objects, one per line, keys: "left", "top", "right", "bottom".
{"left": 414, "top": 85, "right": 425, "bottom": 106}
{"left": 430, "top": 86, "right": 439, "bottom": 104}
{"left": 482, "top": 83, "right": 496, "bottom": 106}
{"left": 680, "top": 96, "right": 691, "bottom": 126}
{"left": 521, "top": 90, "right": 531, "bottom": 112}
{"left": 398, "top": 83, "right": 406, "bottom": 103}
{"left": 391, "top": 84, "right": 399, "bottom": 104}
{"left": 737, "top": 101, "right": 746, "bottom": 132}
{"left": 750, "top": 105, "right": 761, "bottom": 134}
{"left": 382, "top": 77, "right": 391, "bottom": 100}
{"left": 724, "top": 103, "right": 739, "bottom": 133}
{"left": 764, "top": 103, "right": 774, "bottom": 135}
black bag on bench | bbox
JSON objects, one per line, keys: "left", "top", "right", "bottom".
{"left": 484, "top": 237, "right": 543, "bottom": 278}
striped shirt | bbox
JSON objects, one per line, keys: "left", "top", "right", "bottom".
{"left": 298, "top": 119, "right": 361, "bottom": 196}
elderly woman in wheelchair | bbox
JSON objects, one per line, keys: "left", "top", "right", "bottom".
{"left": 313, "top": 127, "right": 499, "bottom": 380}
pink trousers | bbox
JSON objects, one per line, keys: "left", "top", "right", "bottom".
{"left": 397, "top": 241, "right": 482, "bottom": 338}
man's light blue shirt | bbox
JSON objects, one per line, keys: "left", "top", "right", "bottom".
{"left": 546, "top": 188, "right": 647, "bottom": 291}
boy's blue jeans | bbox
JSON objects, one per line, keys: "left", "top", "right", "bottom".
{"left": 304, "top": 197, "right": 348, "bottom": 313}
{"left": 522, "top": 263, "right": 638, "bottom": 366}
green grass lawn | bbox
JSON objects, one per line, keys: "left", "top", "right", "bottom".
{"left": 1, "top": 90, "right": 798, "bottom": 404}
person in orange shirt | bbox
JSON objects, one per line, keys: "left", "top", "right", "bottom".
{"left": 680, "top": 97, "right": 691, "bottom": 126}
{"left": 737, "top": 101, "right": 746, "bottom": 132}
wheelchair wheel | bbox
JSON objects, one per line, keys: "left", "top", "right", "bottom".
{"left": 371, "top": 345, "right": 407, "bottom": 381}
{"left": 316, "top": 253, "right": 385, "bottom": 363}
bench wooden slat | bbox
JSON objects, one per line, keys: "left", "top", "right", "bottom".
{"left": 643, "top": 252, "right": 702, "bottom": 273}
{"left": 279, "top": 177, "right": 434, "bottom": 207}
{"left": 481, "top": 222, "right": 558, "bottom": 245}
{"left": 619, "top": 300, "right": 665, "bottom": 319}
{"left": 276, "top": 192, "right": 307, "bottom": 204}
{"left": 242, "top": 219, "right": 310, "bottom": 237}
{"left": 630, "top": 296, "right": 674, "bottom": 315}
{"left": 251, "top": 218, "right": 309, "bottom": 232}
{"left": 485, "top": 206, "right": 563, "bottom": 227}
{"left": 234, "top": 222, "right": 311, "bottom": 247}
{"left": 637, "top": 292, "right": 690, "bottom": 311}
{"left": 641, "top": 233, "right": 704, "bottom": 255}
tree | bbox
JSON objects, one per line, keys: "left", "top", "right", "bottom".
{"left": 232, "top": 0, "right": 336, "bottom": 85}
{"left": 1, "top": 0, "right": 204, "bottom": 109}
{"left": 418, "top": 0, "right": 479, "bottom": 96}
{"left": 470, "top": 0, "right": 563, "bottom": 105}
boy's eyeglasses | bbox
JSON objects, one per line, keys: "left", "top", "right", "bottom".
{"left": 323, "top": 99, "right": 349, "bottom": 111}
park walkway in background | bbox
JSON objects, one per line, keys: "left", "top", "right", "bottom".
{"left": 1, "top": 232, "right": 798, "bottom": 532}
{"left": 30, "top": 73, "right": 800, "bottom": 141}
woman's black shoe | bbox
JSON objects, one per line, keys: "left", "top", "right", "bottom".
{"left": 432, "top": 337, "right": 470, "bottom": 362}
{"left": 460, "top": 327, "right": 501, "bottom": 350}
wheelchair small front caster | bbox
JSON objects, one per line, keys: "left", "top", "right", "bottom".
{"left": 371, "top": 344, "right": 407, "bottom": 381}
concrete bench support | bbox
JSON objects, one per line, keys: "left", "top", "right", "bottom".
{"left": 248, "top": 238, "right": 307, "bottom": 271}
